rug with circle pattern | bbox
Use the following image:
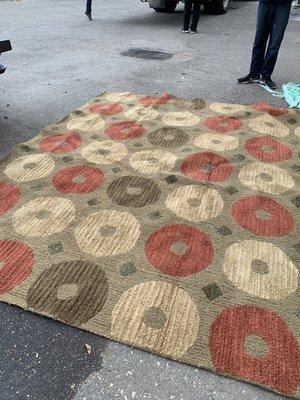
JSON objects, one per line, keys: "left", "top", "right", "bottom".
{"left": 0, "top": 92, "right": 299, "bottom": 398}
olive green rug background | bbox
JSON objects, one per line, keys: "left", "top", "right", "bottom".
{"left": 0, "top": 92, "right": 299, "bottom": 398}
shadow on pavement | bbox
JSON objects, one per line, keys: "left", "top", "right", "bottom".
{"left": 0, "top": 303, "right": 107, "bottom": 400}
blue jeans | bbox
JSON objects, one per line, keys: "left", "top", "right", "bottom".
{"left": 86, "top": 0, "right": 92, "bottom": 14}
{"left": 250, "top": 2, "right": 291, "bottom": 79}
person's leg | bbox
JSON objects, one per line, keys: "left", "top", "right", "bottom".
{"left": 183, "top": 0, "right": 193, "bottom": 31}
{"left": 249, "top": 2, "right": 271, "bottom": 77}
{"left": 86, "top": 0, "right": 92, "bottom": 15}
{"left": 260, "top": 4, "right": 291, "bottom": 80}
{"left": 190, "top": 0, "right": 201, "bottom": 32}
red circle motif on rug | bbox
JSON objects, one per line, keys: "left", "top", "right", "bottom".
{"left": 105, "top": 121, "right": 145, "bottom": 141}
{"left": 0, "top": 182, "right": 20, "bottom": 217}
{"left": 182, "top": 152, "right": 233, "bottom": 182}
{"left": 232, "top": 195, "right": 294, "bottom": 237}
{"left": 209, "top": 305, "right": 300, "bottom": 395}
{"left": 204, "top": 115, "right": 242, "bottom": 133}
{"left": 52, "top": 165, "right": 105, "bottom": 194}
{"left": 39, "top": 132, "right": 82, "bottom": 154}
{"left": 245, "top": 136, "right": 292, "bottom": 162}
{"left": 0, "top": 240, "right": 34, "bottom": 293}
{"left": 145, "top": 224, "right": 213, "bottom": 276}
{"left": 89, "top": 102, "right": 123, "bottom": 116}
{"left": 253, "top": 102, "right": 288, "bottom": 116}
{"left": 140, "top": 93, "right": 171, "bottom": 107}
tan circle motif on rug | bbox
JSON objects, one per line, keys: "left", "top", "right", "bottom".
{"left": 209, "top": 103, "right": 246, "bottom": 114}
{"left": 162, "top": 111, "right": 200, "bottom": 127}
{"left": 295, "top": 127, "right": 300, "bottom": 138}
{"left": 111, "top": 280, "right": 200, "bottom": 358}
{"left": 223, "top": 240, "right": 298, "bottom": 300}
{"left": 166, "top": 185, "right": 224, "bottom": 222}
{"left": 12, "top": 197, "right": 76, "bottom": 237}
{"left": 130, "top": 150, "right": 177, "bottom": 174}
{"left": 4, "top": 154, "right": 55, "bottom": 182}
{"left": 66, "top": 114, "right": 105, "bottom": 133}
{"left": 124, "top": 106, "right": 159, "bottom": 122}
{"left": 81, "top": 140, "right": 127, "bottom": 165}
{"left": 238, "top": 162, "right": 294, "bottom": 195}
{"left": 75, "top": 210, "right": 140, "bottom": 257}
{"left": 194, "top": 132, "right": 239, "bottom": 152}
{"left": 249, "top": 114, "right": 290, "bottom": 137}
{"left": 106, "top": 92, "right": 138, "bottom": 103}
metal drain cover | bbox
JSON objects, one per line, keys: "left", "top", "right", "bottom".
{"left": 121, "top": 48, "right": 173, "bottom": 60}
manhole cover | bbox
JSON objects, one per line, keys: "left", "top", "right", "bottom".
{"left": 121, "top": 48, "right": 173, "bottom": 61}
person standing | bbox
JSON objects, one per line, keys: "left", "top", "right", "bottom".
{"left": 85, "top": 0, "right": 92, "bottom": 21}
{"left": 238, "top": 0, "right": 293, "bottom": 89}
{"left": 181, "top": 0, "right": 201, "bottom": 34}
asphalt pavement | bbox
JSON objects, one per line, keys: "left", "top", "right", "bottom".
{"left": 0, "top": 1, "right": 299, "bottom": 399}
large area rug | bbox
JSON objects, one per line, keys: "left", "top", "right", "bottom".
{"left": 0, "top": 92, "right": 299, "bottom": 398}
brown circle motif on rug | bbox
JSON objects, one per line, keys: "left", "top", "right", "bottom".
{"left": 107, "top": 175, "right": 161, "bottom": 207}
{"left": 148, "top": 127, "right": 189, "bottom": 148}
{"left": 26, "top": 260, "right": 108, "bottom": 325}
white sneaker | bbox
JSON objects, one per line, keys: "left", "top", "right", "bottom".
{"left": 181, "top": 28, "right": 190, "bottom": 33}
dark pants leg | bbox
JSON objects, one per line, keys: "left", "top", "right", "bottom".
{"left": 250, "top": 2, "right": 272, "bottom": 76}
{"left": 261, "top": 4, "right": 291, "bottom": 79}
{"left": 86, "top": 0, "right": 92, "bottom": 14}
{"left": 190, "top": 0, "right": 201, "bottom": 31}
{"left": 183, "top": 0, "right": 193, "bottom": 30}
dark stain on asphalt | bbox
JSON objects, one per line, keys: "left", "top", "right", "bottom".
{"left": 121, "top": 48, "right": 173, "bottom": 60}
{"left": 0, "top": 303, "right": 107, "bottom": 400}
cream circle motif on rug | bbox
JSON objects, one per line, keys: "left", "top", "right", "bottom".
{"left": 223, "top": 240, "right": 298, "bottom": 300}
{"left": 130, "top": 150, "right": 177, "bottom": 174}
{"left": 81, "top": 140, "right": 127, "bottom": 165}
{"left": 124, "top": 106, "right": 159, "bottom": 122}
{"left": 295, "top": 127, "right": 300, "bottom": 138}
{"left": 75, "top": 210, "right": 140, "bottom": 257}
{"left": 12, "top": 197, "right": 76, "bottom": 237}
{"left": 209, "top": 103, "right": 246, "bottom": 114}
{"left": 111, "top": 280, "right": 200, "bottom": 358}
{"left": 166, "top": 185, "right": 224, "bottom": 222}
{"left": 249, "top": 114, "right": 290, "bottom": 137}
{"left": 194, "top": 132, "right": 239, "bottom": 152}
{"left": 66, "top": 114, "right": 105, "bottom": 133}
{"left": 106, "top": 92, "right": 137, "bottom": 103}
{"left": 4, "top": 154, "right": 55, "bottom": 182}
{"left": 239, "top": 162, "right": 294, "bottom": 195}
{"left": 162, "top": 111, "right": 200, "bottom": 127}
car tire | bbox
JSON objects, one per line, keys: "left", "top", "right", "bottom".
{"left": 154, "top": 1, "right": 177, "bottom": 12}
{"left": 203, "top": 0, "right": 230, "bottom": 14}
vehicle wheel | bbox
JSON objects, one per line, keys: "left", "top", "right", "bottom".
{"left": 204, "top": 0, "right": 230, "bottom": 14}
{"left": 154, "top": 1, "right": 177, "bottom": 12}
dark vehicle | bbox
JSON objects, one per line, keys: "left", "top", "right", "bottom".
{"left": 141, "top": 0, "right": 230, "bottom": 15}
{"left": 0, "top": 40, "right": 12, "bottom": 75}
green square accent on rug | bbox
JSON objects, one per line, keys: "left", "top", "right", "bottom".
{"left": 0, "top": 92, "right": 299, "bottom": 399}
